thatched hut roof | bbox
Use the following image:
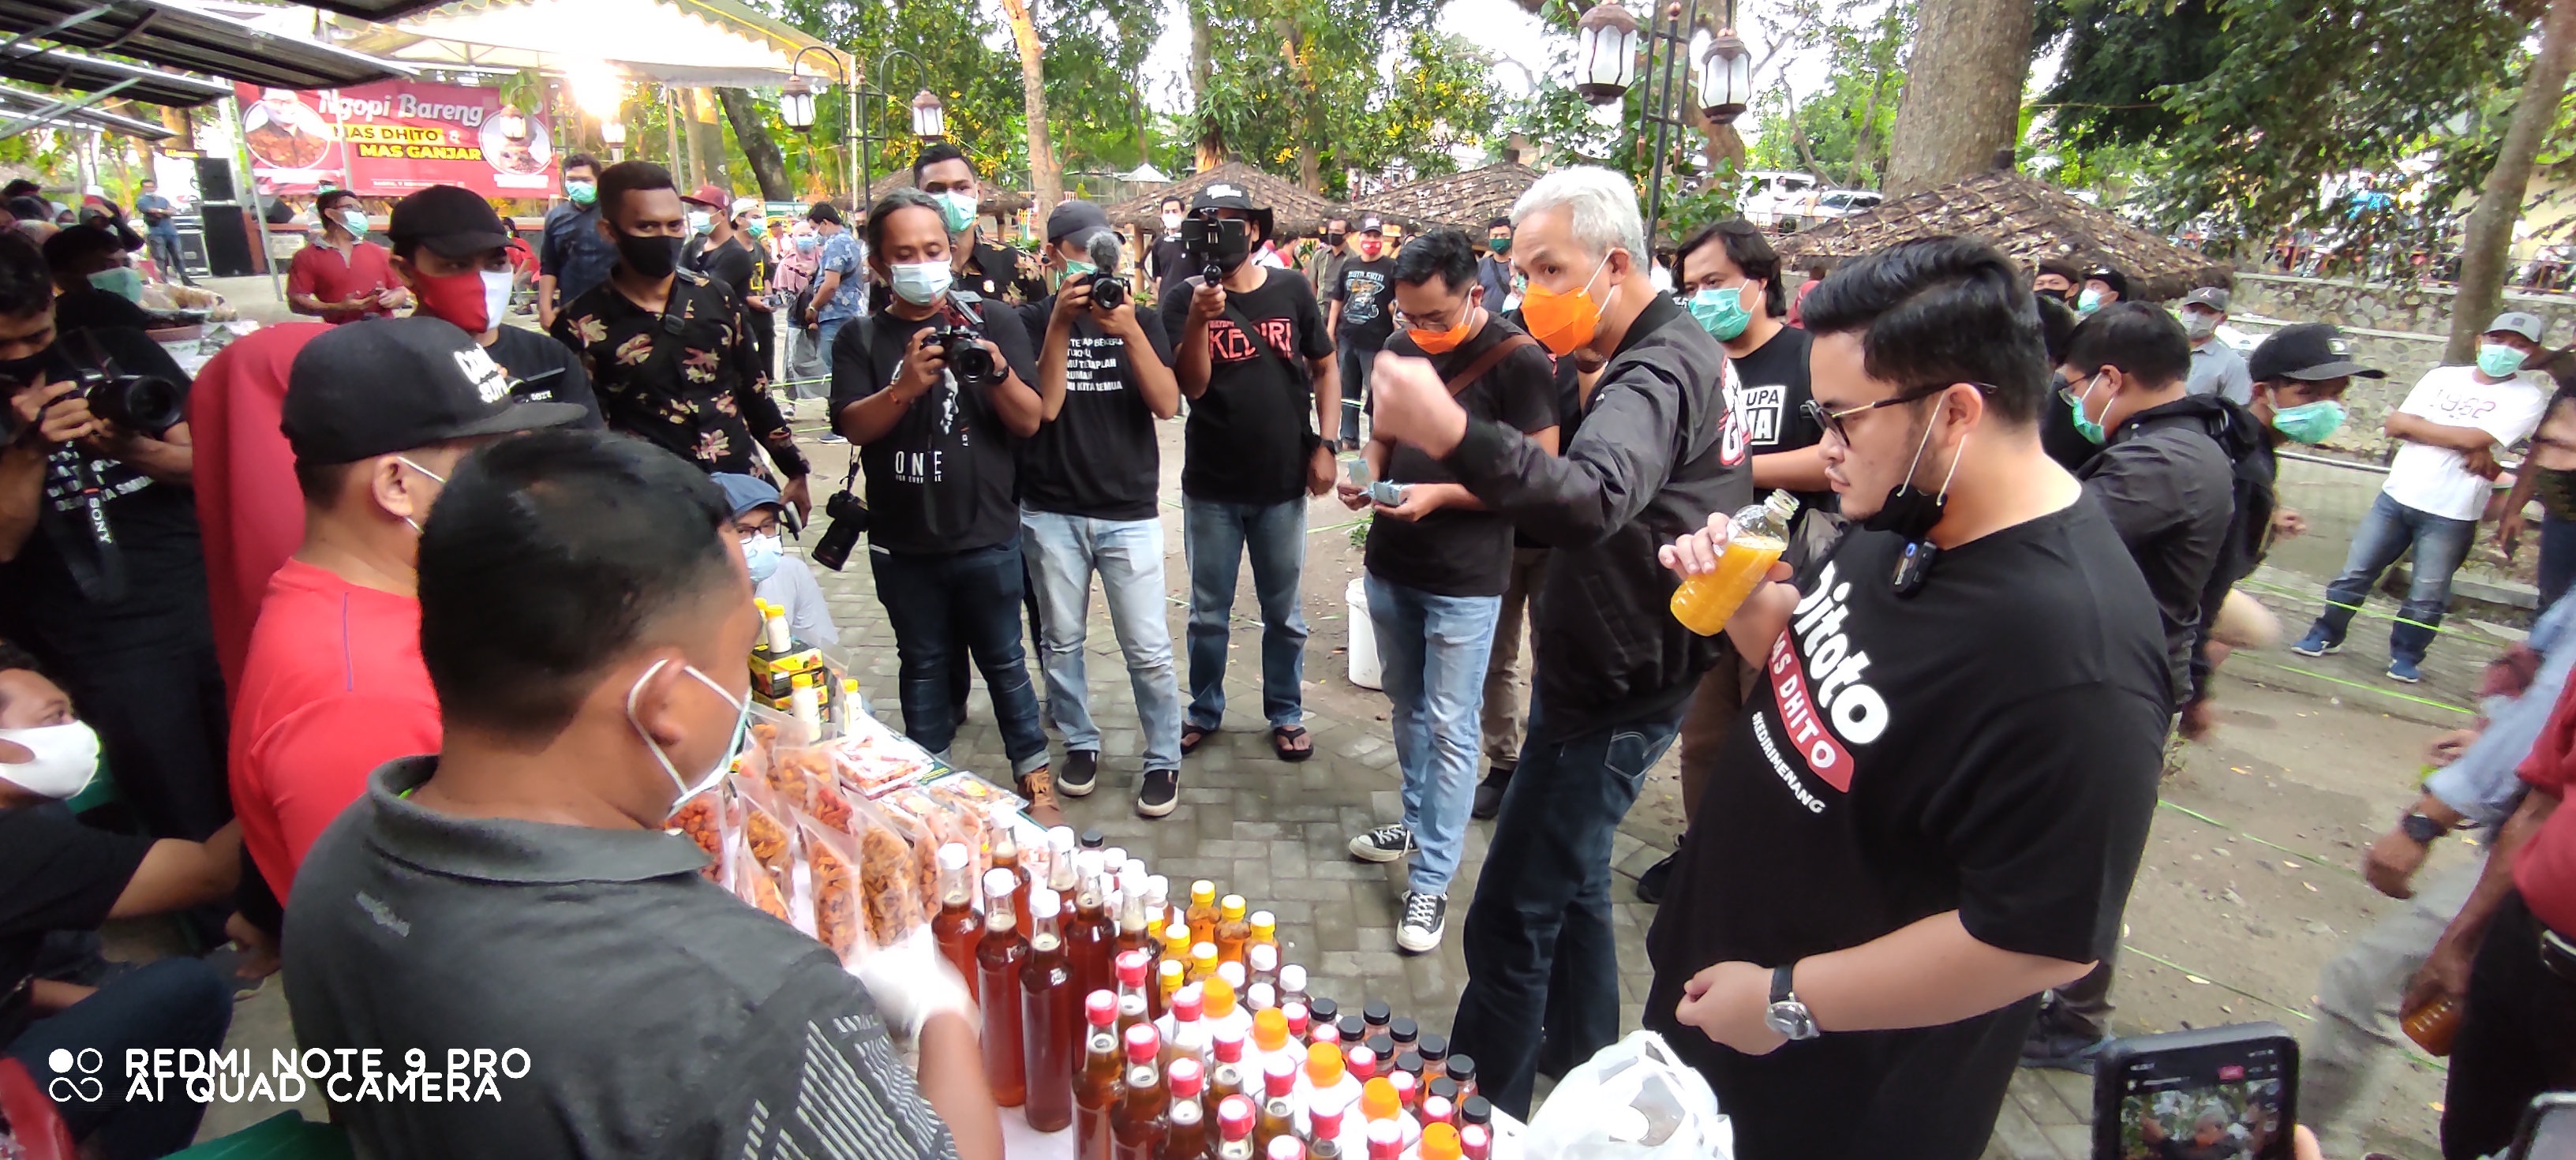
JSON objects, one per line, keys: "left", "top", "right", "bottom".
{"left": 1773, "top": 169, "right": 2230, "bottom": 301}
{"left": 1353, "top": 163, "right": 1542, "bottom": 235}
{"left": 1104, "top": 162, "right": 1345, "bottom": 237}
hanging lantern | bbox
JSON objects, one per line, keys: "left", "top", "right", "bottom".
{"left": 779, "top": 74, "right": 817, "bottom": 133}
{"left": 1573, "top": 3, "right": 1640, "bottom": 107}
{"left": 1695, "top": 28, "right": 1754, "bottom": 125}
{"left": 600, "top": 120, "right": 627, "bottom": 146}
{"left": 911, "top": 89, "right": 946, "bottom": 139}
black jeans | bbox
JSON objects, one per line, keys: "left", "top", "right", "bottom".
{"left": 2443, "top": 891, "right": 2576, "bottom": 1160}
{"left": 5, "top": 956, "right": 232, "bottom": 1160}
{"left": 62, "top": 635, "right": 230, "bottom": 841}
{"left": 1448, "top": 694, "right": 1687, "bottom": 1117}
{"left": 871, "top": 539, "right": 1050, "bottom": 776}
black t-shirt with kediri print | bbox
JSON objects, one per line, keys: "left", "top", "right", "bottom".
{"left": 1020, "top": 296, "right": 1173, "bottom": 522}
{"left": 1365, "top": 318, "right": 1560, "bottom": 597}
{"left": 1642, "top": 500, "right": 2168, "bottom": 1160}
{"left": 1159, "top": 267, "right": 1335, "bottom": 505}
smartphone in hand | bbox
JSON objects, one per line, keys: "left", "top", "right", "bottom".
{"left": 2092, "top": 1023, "right": 2298, "bottom": 1160}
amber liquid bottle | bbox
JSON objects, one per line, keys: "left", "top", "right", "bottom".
{"left": 978, "top": 870, "right": 1032, "bottom": 1107}
{"left": 1215, "top": 895, "right": 1252, "bottom": 967}
{"left": 931, "top": 843, "right": 982, "bottom": 1004}
{"left": 1068, "top": 854, "right": 1118, "bottom": 1022}
{"left": 994, "top": 833, "right": 1032, "bottom": 936}
{"left": 1186, "top": 880, "right": 1220, "bottom": 949}
{"left": 1164, "top": 1057, "right": 1210, "bottom": 1160}
{"left": 1023, "top": 889, "right": 1079, "bottom": 1132}
{"left": 1114, "top": 1026, "right": 1169, "bottom": 1160}
{"left": 1115, "top": 950, "right": 1154, "bottom": 1042}
{"left": 1077, "top": 993, "right": 1124, "bottom": 1160}
{"left": 1115, "top": 868, "right": 1155, "bottom": 969}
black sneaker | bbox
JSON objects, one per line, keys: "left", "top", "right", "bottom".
{"left": 1471, "top": 765, "right": 1514, "bottom": 820}
{"left": 1137, "top": 768, "right": 1180, "bottom": 818}
{"left": 1397, "top": 891, "right": 1448, "bottom": 953}
{"left": 1349, "top": 823, "right": 1417, "bottom": 863}
{"left": 1634, "top": 851, "right": 1677, "bottom": 904}
{"left": 1058, "top": 750, "right": 1099, "bottom": 798}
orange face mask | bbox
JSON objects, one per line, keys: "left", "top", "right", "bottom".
{"left": 1406, "top": 305, "right": 1481, "bottom": 354}
{"left": 1521, "top": 255, "right": 1611, "bottom": 356}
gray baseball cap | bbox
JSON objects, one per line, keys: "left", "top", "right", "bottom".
{"left": 2488, "top": 311, "right": 2547, "bottom": 343}
{"left": 2180, "top": 286, "right": 2230, "bottom": 313}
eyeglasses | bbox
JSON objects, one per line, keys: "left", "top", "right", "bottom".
{"left": 1802, "top": 382, "right": 1998, "bottom": 441}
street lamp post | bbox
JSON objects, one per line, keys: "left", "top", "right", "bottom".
{"left": 1572, "top": 0, "right": 1752, "bottom": 253}
{"left": 778, "top": 47, "right": 948, "bottom": 211}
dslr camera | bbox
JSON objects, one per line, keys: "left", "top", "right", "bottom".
{"left": 69, "top": 365, "right": 184, "bottom": 437}
{"left": 1180, "top": 207, "right": 1249, "bottom": 286}
{"left": 809, "top": 487, "right": 868, "bottom": 572}
{"left": 927, "top": 324, "right": 998, "bottom": 390}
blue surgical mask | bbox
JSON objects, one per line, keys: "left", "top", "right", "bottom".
{"left": 743, "top": 533, "right": 782, "bottom": 582}
{"left": 2077, "top": 286, "right": 2105, "bottom": 314}
{"left": 930, "top": 192, "right": 979, "bottom": 235}
{"left": 2270, "top": 399, "right": 2346, "bottom": 445}
{"left": 795, "top": 234, "right": 818, "bottom": 253}
{"left": 87, "top": 267, "right": 142, "bottom": 303}
{"left": 687, "top": 210, "right": 712, "bottom": 234}
{"left": 1687, "top": 286, "right": 1750, "bottom": 342}
{"left": 1062, "top": 258, "right": 1097, "bottom": 281}
{"left": 891, "top": 260, "right": 952, "bottom": 306}
{"left": 2478, "top": 342, "right": 2528, "bottom": 378}
{"left": 336, "top": 208, "right": 369, "bottom": 239}
{"left": 2068, "top": 372, "right": 2110, "bottom": 445}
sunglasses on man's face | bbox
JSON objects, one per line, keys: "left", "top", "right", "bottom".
{"left": 1801, "top": 382, "right": 1998, "bottom": 442}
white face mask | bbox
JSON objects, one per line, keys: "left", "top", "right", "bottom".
{"left": 891, "top": 260, "right": 953, "bottom": 306}
{"left": 626, "top": 658, "right": 751, "bottom": 812}
{"left": 393, "top": 455, "right": 447, "bottom": 534}
{"left": 479, "top": 270, "right": 513, "bottom": 334}
{"left": 0, "top": 721, "right": 101, "bottom": 799}
{"left": 1162, "top": 211, "right": 1184, "bottom": 231}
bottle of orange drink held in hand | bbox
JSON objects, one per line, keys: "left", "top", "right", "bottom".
{"left": 1670, "top": 490, "right": 1799, "bottom": 636}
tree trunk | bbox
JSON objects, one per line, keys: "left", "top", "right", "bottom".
{"left": 1191, "top": 0, "right": 1224, "bottom": 170}
{"left": 717, "top": 88, "right": 792, "bottom": 202}
{"left": 997, "top": 0, "right": 1061, "bottom": 210}
{"left": 1849, "top": 73, "right": 1887, "bottom": 186}
{"left": 2448, "top": 0, "right": 2576, "bottom": 365}
{"left": 1277, "top": 18, "right": 1323, "bottom": 192}
{"left": 1881, "top": 0, "right": 2033, "bottom": 197}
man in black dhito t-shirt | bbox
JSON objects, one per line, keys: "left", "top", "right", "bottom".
{"left": 1645, "top": 237, "right": 2166, "bottom": 1160}
{"left": 1024, "top": 200, "right": 1187, "bottom": 818}
{"left": 830, "top": 189, "right": 1054, "bottom": 803}
{"left": 1161, "top": 184, "right": 1339, "bottom": 764}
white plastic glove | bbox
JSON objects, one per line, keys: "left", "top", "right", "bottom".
{"left": 848, "top": 930, "right": 975, "bottom": 1041}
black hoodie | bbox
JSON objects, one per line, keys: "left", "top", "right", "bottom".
{"left": 2076, "top": 393, "right": 2255, "bottom": 708}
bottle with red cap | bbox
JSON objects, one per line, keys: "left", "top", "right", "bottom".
{"left": 1165, "top": 1058, "right": 1209, "bottom": 1160}
{"left": 1282, "top": 1001, "right": 1311, "bottom": 1045}
{"left": 1216, "top": 1095, "right": 1257, "bottom": 1160}
{"left": 1417, "top": 1095, "right": 1453, "bottom": 1130}
{"left": 1256, "top": 1056, "right": 1298, "bottom": 1152}
{"left": 1209, "top": 1026, "right": 1248, "bottom": 1106}
{"left": 1364, "top": 1120, "right": 1402, "bottom": 1160}
{"left": 1158, "top": 983, "right": 1210, "bottom": 1072}
{"left": 977, "top": 869, "right": 1031, "bottom": 1106}
{"left": 1458, "top": 1121, "right": 1491, "bottom": 1160}
{"left": 1114, "top": 1024, "right": 1168, "bottom": 1160}
{"left": 1304, "top": 1086, "right": 1350, "bottom": 1153}
{"left": 1342, "top": 1046, "right": 1376, "bottom": 1084}
{"left": 1020, "top": 888, "right": 1077, "bottom": 1131}
{"left": 1264, "top": 1137, "right": 1305, "bottom": 1160}
{"left": 1383, "top": 1072, "right": 1416, "bottom": 1117}
{"left": 1115, "top": 951, "right": 1153, "bottom": 1041}
{"left": 1077, "top": 992, "right": 1124, "bottom": 1160}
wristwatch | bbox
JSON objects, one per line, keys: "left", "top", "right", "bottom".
{"left": 1765, "top": 964, "right": 1820, "bottom": 1042}
{"left": 2400, "top": 811, "right": 2447, "bottom": 845}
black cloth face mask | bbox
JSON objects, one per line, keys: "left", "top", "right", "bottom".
{"left": 1858, "top": 406, "right": 1967, "bottom": 543}
{"left": 616, "top": 229, "right": 683, "bottom": 280}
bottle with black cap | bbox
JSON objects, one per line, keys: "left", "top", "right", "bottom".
{"left": 1388, "top": 1017, "right": 1417, "bottom": 1050}
{"left": 1361, "top": 1000, "right": 1392, "bottom": 1038}
{"left": 1417, "top": 1034, "right": 1447, "bottom": 1083}
{"left": 1447, "top": 1057, "right": 1478, "bottom": 1107}
{"left": 1337, "top": 1015, "right": 1367, "bottom": 1046}
{"left": 1365, "top": 1034, "right": 1395, "bottom": 1064}
{"left": 1080, "top": 828, "right": 1105, "bottom": 850}
{"left": 1308, "top": 997, "right": 1339, "bottom": 1046}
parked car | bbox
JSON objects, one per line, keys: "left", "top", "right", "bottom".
{"left": 1805, "top": 189, "right": 1883, "bottom": 223}
{"left": 1739, "top": 170, "right": 1821, "bottom": 230}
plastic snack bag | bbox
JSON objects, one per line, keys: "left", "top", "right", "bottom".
{"left": 796, "top": 814, "right": 868, "bottom": 964}
{"left": 732, "top": 774, "right": 797, "bottom": 880}
{"left": 853, "top": 800, "right": 927, "bottom": 949}
{"left": 667, "top": 788, "right": 730, "bottom": 881}
{"left": 721, "top": 825, "right": 792, "bottom": 925}
{"left": 1524, "top": 1031, "right": 1731, "bottom": 1160}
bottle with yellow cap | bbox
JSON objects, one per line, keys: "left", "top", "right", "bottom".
{"left": 1204, "top": 973, "right": 1253, "bottom": 1050}
{"left": 758, "top": 598, "right": 792, "bottom": 653}
{"left": 789, "top": 669, "right": 823, "bottom": 735}
{"left": 1161, "top": 919, "right": 1193, "bottom": 975}
{"left": 1249, "top": 909, "right": 1278, "bottom": 956}
{"left": 1295, "top": 1041, "right": 1361, "bottom": 1139}
{"left": 1215, "top": 894, "right": 1252, "bottom": 966}
{"left": 837, "top": 677, "right": 868, "bottom": 735}
{"left": 1158, "top": 958, "right": 1186, "bottom": 1021}
{"left": 1357, "top": 1076, "right": 1421, "bottom": 1150}
{"left": 1420, "top": 1121, "right": 1462, "bottom": 1160}
{"left": 1186, "top": 880, "right": 1219, "bottom": 947}
{"left": 1189, "top": 941, "right": 1221, "bottom": 984}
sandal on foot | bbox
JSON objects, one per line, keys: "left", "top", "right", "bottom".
{"left": 1270, "top": 725, "right": 1314, "bottom": 763}
{"left": 1181, "top": 725, "right": 1215, "bottom": 755}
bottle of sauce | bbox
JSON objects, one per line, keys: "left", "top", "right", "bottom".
{"left": 1246, "top": 983, "right": 1277, "bottom": 1016}
{"left": 1215, "top": 895, "right": 1252, "bottom": 966}
{"left": 1388, "top": 1018, "right": 1417, "bottom": 1053}
{"left": 1216, "top": 1095, "right": 1257, "bottom": 1160}
{"left": 1459, "top": 1123, "right": 1491, "bottom": 1160}
{"left": 1358, "top": 1077, "right": 1417, "bottom": 1151}
{"left": 1419, "top": 1122, "right": 1462, "bottom": 1160}
{"left": 1117, "top": 868, "right": 1155, "bottom": 995}
{"left": 2402, "top": 995, "right": 2462, "bottom": 1056}
{"left": 1048, "top": 826, "right": 1080, "bottom": 896}
{"left": 1417, "top": 1035, "right": 1447, "bottom": 1085}
{"left": 1115, "top": 950, "right": 1154, "bottom": 1042}
{"left": 1186, "top": 880, "right": 1219, "bottom": 947}
{"left": 1078, "top": 992, "right": 1124, "bottom": 1160}
{"left": 1281, "top": 1001, "right": 1310, "bottom": 1044}
{"left": 1158, "top": 960, "right": 1187, "bottom": 1022}
{"left": 932, "top": 844, "right": 982, "bottom": 1003}
{"left": 993, "top": 833, "right": 1030, "bottom": 934}
{"left": 1190, "top": 943, "right": 1222, "bottom": 985}
{"left": 1250, "top": 1008, "right": 1292, "bottom": 1080}
{"left": 1247, "top": 944, "right": 1280, "bottom": 995}
{"left": 1209, "top": 1025, "right": 1248, "bottom": 1106}
{"left": 1256, "top": 1057, "right": 1298, "bottom": 1153}
{"left": 1249, "top": 911, "right": 1279, "bottom": 961}
{"left": 1447, "top": 1057, "right": 1479, "bottom": 1107}
{"left": 1279, "top": 967, "right": 1309, "bottom": 1014}
{"left": 1023, "top": 888, "right": 1078, "bottom": 1132}
{"left": 1158, "top": 984, "right": 1207, "bottom": 1070}
{"left": 1670, "top": 490, "right": 1798, "bottom": 634}
{"left": 1364, "top": 1121, "right": 1401, "bottom": 1160}
{"left": 1264, "top": 1134, "right": 1305, "bottom": 1160}
{"left": 1305, "top": 1090, "right": 1350, "bottom": 1154}
{"left": 1114, "top": 1025, "right": 1169, "bottom": 1160}
{"left": 790, "top": 670, "right": 823, "bottom": 735}
{"left": 1069, "top": 851, "right": 1118, "bottom": 1008}
{"left": 979, "top": 869, "right": 1032, "bottom": 1106}
{"left": 1146, "top": 876, "right": 1174, "bottom": 931}
{"left": 1418, "top": 1095, "right": 1454, "bottom": 1131}
{"left": 1296, "top": 1043, "right": 1361, "bottom": 1137}
{"left": 1361, "top": 1001, "right": 1391, "bottom": 1040}
{"left": 1161, "top": 920, "right": 1194, "bottom": 982}
{"left": 1343, "top": 1046, "right": 1376, "bottom": 1085}
{"left": 1164, "top": 1058, "right": 1209, "bottom": 1160}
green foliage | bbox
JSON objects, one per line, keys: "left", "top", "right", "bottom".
{"left": 1747, "top": 0, "right": 1904, "bottom": 187}
{"left": 1034, "top": 0, "right": 1161, "bottom": 172}
{"left": 769, "top": 0, "right": 1026, "bottom": 191}
{"left": 2029, "top": 0, "right": 2229, "bottom": 154}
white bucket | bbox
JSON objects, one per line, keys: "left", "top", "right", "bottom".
{"left": 1346, "top": 577, "right": 1382, "bottom": 690}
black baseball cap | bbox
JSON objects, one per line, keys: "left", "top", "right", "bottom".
{"left": 2082, "top": 265, "right": 2129, "bottom": 298}
{"left": 2246, "top": 322, "right": 2387, "bottom": 383}
{"left": 1046, "top": 199, "right": 1110, "bottom": 245}
{"left": 283, "top": 316, "right": 586, "bottom": 466}
{"left": 1189, "top": 181, "right": 1274, "bottom": 240}
{"left": 388, "top": 185, "right": 510, "bottom": 259}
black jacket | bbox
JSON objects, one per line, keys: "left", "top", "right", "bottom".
{"left": 2077, "top": 394, "right": 2242, "bottom": 709}
{"left": 2185, "top": 399, "right": 2277, "bottom": 701}
{"left": 1444, "top": 294, "right": 1754, "bottom": 739}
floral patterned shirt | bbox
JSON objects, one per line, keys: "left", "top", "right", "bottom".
{"left": 550, "top": 268, "right": 807, "bottom": 478}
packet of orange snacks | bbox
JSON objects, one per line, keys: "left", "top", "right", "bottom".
{"left": 667, "top": 788, "right": 729, "bottom": 881}
{"left": 794, "top": 814, "right": 869, "bottom": 964}
{"left": 731, "top": 773, "right": 797, "bottom": 881}
{"left": 720, "top": 823, "right": 792, "bottom": 925}
{"left": 879, "top": 787, "right": 989, "bottom": 921}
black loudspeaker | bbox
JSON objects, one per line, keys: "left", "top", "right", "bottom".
{"left": 194, "top": 156, "right": 236, "bottom": 204}
{"left": 198, "top": 204, "right": 257, "bottom": 277}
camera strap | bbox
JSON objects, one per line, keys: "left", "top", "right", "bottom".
{"left": 36, "top": 445, "right": 129, "bottom": 604}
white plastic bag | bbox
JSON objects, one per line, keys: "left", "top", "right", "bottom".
{"left": 1525, "top": 1031, "right": 1733, "bottom": 1160}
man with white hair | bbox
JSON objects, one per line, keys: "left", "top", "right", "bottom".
{"left": 1368, "top": 165, "right": 1751, "bottom": 1115}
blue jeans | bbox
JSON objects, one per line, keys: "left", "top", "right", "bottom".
{"left": 1336, "top": 336, "right": 1378, "bottom": 444}
{"left": 1448, "top": 694, "right": 1688, "bottom": 1117}
{"left": 2542, "top": 515, "right": 2576, "bottom": 612}
{"left": 869, "top": 538, "right": 1050, "bottom": 775}
{"left": 6, "top": 956, "right": 231, "bottom": 1160}
{"left": 1367, "top": 575, "right": 1500, "bottom": 895}
{"left": 2306, "top": 492, "right": 2477, "bottom": 664}
{"left": 1183, "top": 496, "right": 1308, "bottom": 732}
{"left": 1022, "top": 508, "right": 1185, "bottom": 772}
{"left": 817, "top": 315, "right": 852, "bottom": 365}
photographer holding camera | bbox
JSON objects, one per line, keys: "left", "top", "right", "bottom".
{"left": 1024, "top": 199, "right": 1184, "bottom": 817}
{"left": 0, "top": 230, "right": 229, "bottom": 848}
{"left": 829, "top": 188, "right": 1057, "bottom": 812}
